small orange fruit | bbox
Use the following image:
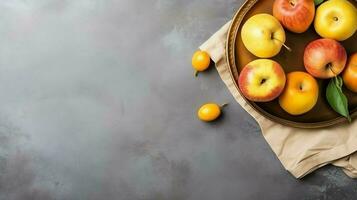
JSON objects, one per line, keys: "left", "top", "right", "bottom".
{"left": 192, "top": 50, "right": 211, "bottom": 76}
{"left": 197, "top": 103, "right": 227, "bottom": 122}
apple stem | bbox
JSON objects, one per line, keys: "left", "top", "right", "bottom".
{"left": 274, "top": 38, "right": 292, "bottom": 52}
{"left": 329, "top": 67, "right": 338, "bottom": 77}
{"left": 282, "top": 43, "right": 292, "bottom": 52}
{"left": 194, "top": 70, "right": 199, "bottom": 77}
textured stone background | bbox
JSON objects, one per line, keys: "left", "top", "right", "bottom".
{"left": 0, "top": 0, "right": 356, "bottom": 199}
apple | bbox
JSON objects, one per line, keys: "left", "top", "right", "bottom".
{"left": 273, "top": 0, "right": 315, "bottom": 33}
{"left": 303, "top": 38, "right": 347, "bottom": 79}
{"left": 241, "top": 13, "right": 287, "bottom": 58}
{"left": 279, "top": 71, "right": 318, "bottom": 115}
{"left": 342, "top": 53, "right": 357, "bottom": 93}
{"left": 314, "top": 0, "right": 357, "bottom": 41}
{"left": 238, "top": 59, "right": 286, "bottom": 102}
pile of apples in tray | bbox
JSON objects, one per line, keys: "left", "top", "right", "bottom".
{"left": 238, "top": 0, "right": 357, "bottom": 121}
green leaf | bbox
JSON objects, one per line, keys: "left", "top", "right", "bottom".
{"left": 326, "top": 76, "right": 351, "bottom": 122}
{"left": 314, "top": 0, "right": 325, "bottom": 5}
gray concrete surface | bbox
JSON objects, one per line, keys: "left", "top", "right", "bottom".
{"left": 0, "top": 0, "right": 356, "bottom": 199}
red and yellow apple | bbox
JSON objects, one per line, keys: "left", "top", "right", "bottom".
{"left": 303, "top": 38, "right": 347, "bottom": 79}
{"left": 342, "top": 53, "right": 357, "bottom": 93}
{"left": 279, "top": 71, "right": 319, "bottom": 115}
{"left": 238, "top": 59, "right": 286, "bottom": 102}
{"left": 314, "top": 0, "right": 357, "bottom": 41}
{"left": 273, "top": 0, "right": 315, "bottom": 33}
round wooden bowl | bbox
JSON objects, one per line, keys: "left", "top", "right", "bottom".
{"left": 226, "top": 0, "right": 357, "bottom": 128}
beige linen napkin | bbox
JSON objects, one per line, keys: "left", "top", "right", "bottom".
{"left": 200, "top": 21, "right": 357, "bottom": 178}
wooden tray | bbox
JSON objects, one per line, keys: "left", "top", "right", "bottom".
{"left": 226, "top": 0, "right": 357, "bottom": 128}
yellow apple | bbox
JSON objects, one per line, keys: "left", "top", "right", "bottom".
{"left": 314, "top": 0, "right": 357, "bottom": 41}
{"left": 241, "top": 14, "right": 286, "bottom": 58}
{"left": 279, "top": 71, "right": 319, "bottom": 115}
{"left": 238, "top": 59, "right": 286, "bottom": 102}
